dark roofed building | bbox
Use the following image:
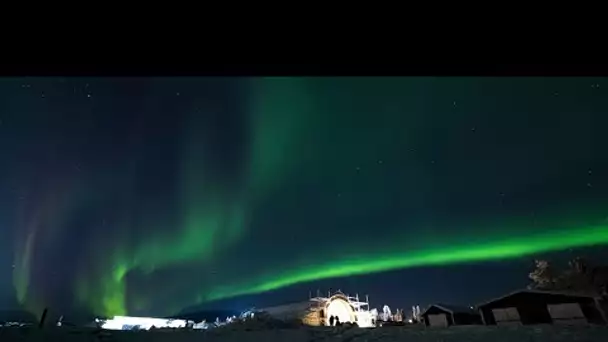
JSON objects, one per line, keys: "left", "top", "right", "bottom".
{"left": 477, "top": 289, "right": 608, "bottom": 326}
{"left": 421, "top": 304, "right": 482, "bottom": 328}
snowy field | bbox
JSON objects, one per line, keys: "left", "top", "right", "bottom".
{"left": 1, "top": 325, "right": 608, "bottom": 342}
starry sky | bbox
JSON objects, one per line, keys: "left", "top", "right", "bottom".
{"left": 1, "top": 77, "right": 608, "bottom": 318}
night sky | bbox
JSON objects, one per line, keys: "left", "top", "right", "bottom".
{"left": 2, "top": 77, "right": 608, "bottom": 319}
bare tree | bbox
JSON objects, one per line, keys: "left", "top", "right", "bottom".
{"left": 554, "top": 257, "right": 591, "bottom": 291}
{"left": 529, "top": 257, "right": 608, "bottom": 296}
{"left": 528, "top": 260, "right": 556, "bottom": 290}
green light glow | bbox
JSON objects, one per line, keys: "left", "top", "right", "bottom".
{"left": 11, "top": 77, "right": 608, "bottom": 317}
{"left": 74, "top": 77, "right": 608, "bottom": 316}
{"left": 205, "top": 223, "right": 608, "bottom": 301}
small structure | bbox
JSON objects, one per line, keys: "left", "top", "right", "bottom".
{"left": 421, "top": 304, "right": 481, "bottom": 328}
{"left": 477, "top": 289, "right": 608, "bottom": 326}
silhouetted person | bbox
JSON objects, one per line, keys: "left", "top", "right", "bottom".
{"left": 335, "top": 316, "right": 341, "bottom": 326}
{"left": 329, "top": 315, "right": 335, "bottom": 326}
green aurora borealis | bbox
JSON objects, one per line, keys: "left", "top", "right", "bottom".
{"left": 4, "top": 77, "right": 608, "bottom": 317}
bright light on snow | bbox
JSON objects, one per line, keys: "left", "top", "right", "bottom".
{"left": 100, "top": 316, "right": 188, "bottom": 330}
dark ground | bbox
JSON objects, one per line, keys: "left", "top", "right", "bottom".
{"left": 1, "top": 325, "right": 608, "bottom": 342}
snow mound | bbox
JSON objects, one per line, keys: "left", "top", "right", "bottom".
{"left": 214, "top": 312, "right": 303, "bottom": 332}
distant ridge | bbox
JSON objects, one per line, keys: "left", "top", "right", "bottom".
{"left": 0, "top": 310, "right": 37, "bottom": 324}
{"left": 169, "top": 309, "right": 241, "bottom": 322}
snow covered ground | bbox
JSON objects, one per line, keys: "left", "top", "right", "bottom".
{"left": 1, "top": 324, "right": 608, "bottom": 342}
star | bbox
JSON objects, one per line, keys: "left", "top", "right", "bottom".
{"left": 176, "top": 92, "right": 181, "bottom": 96}
{"left": 87, "top": 94, "right": 92, "bottom": 98}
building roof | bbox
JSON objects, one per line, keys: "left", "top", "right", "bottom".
{"left": 421, "top": 303, "right": 477, "bottom": 316}
{"left": 476, "top": 288, "right": 600, "bottom": 308}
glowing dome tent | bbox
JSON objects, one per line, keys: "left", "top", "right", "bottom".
{"left": 259, "top": 291, "right": 376, "bottom": 328}
{"left": 325, "top": 294, "right": 356, "bottom": 325}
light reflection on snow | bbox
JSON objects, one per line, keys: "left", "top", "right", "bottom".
{"left": 100, "top": 316, "right": 188, "bottom": 330}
